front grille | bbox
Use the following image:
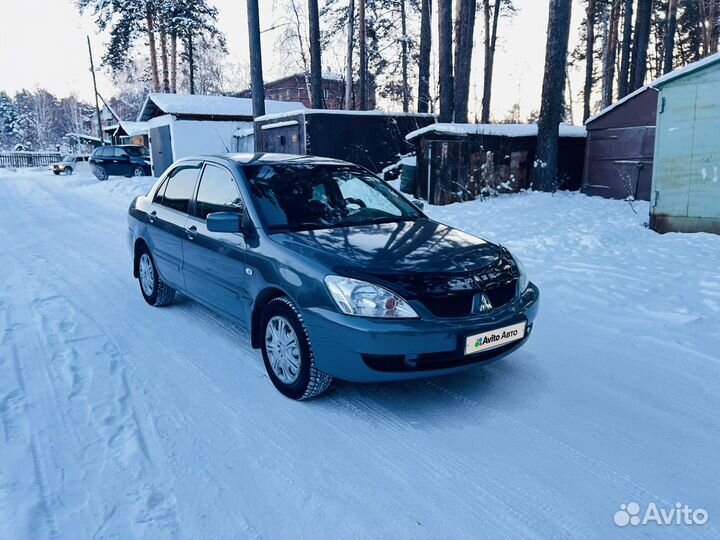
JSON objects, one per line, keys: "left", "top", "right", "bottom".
{"left": 421, "top": 293, "right": 474, "bottom": 318}
{"left": 485, "top": 280, "right": 517, "bottom": 310}
{"left": 420, "top": 279, "right": 517, "bottom": 318}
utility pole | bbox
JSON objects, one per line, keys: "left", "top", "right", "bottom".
{"left": 247, "top": 0, "right": 266, "bottom": 118}
{"left": 87, "top": 36, "right": 104, "bottom": 144}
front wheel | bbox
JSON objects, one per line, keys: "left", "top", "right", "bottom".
{"left": 137, "top": 248, "right": 176, "bottom": 307}
{"left": 132, "top": 166, "right": 144, "bottom": 177}
{"left": 65, "top": 167, "right": 73, "bottom": 175}
{"left": 261, "top": 297, "right": 332, "bottom": 400}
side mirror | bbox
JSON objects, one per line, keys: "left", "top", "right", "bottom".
{"left": 207, "top": 212, "right": 242, "bottom": 233}
{"left": 411, "top": 199, "right": 425, "bottom": 210}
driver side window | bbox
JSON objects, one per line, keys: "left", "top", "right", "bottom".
{"left": 194, "top": 164, "right": 244, "bottom": 221}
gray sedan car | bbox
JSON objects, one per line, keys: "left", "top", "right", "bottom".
{"left": 127, "top": 154, "right": 539, "bottom": 399}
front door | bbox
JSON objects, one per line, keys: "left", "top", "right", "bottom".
{"left": 108, "top": 146, "right": 129, "bottom": 176}
{"left": 145, "top": 161, "right": 203, "bottom": 289}
{"left": 182, "top": 163, "right": 248, "bottom": 324}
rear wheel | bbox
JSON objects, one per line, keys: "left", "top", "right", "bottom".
{"left": 94, "top": 166, "right": 108, "bottom": 181}
{"left": 137, "top": 248, "right": 176, "bottom": 307}
{"left": 260, "top": 297, "right": 332, "bottom": 400}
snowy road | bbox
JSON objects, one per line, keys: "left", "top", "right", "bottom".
{"left": 0, "top": 168, "right": 719, "bottom": 539}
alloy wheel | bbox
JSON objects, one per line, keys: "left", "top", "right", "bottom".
{"left": 139, "top": 253, "right": 155, "bottom": 296}
{"left": 265, "top": 316, "right": 301, "bottom": 384}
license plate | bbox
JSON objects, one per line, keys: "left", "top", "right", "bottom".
{"left": 464, "top": 322, "right": 526, "bottom": 355}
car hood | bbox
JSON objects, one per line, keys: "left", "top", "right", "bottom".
{"left": 271, "top": 219, "right": 515, "bottom": 295}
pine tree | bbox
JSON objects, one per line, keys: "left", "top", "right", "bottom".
{"left": 629, "top": 0, "right": 653, "bottom": 92}
{"left": 417, "top": 0, "right": 432, "bottom": 113}
{"left": 453, "top": 0, "right": 477, "bottom": 122}
{"left": 0, "top": 92, "right": 17, "bottom": 149}
{"left": 481, "top": 1, "right": 515, "bottom": 123}
{"left": 437, "top": 0, "right": 454, "bottom": 122}
{"left": 535, "top": 0, "right": 573, "bottom": 192}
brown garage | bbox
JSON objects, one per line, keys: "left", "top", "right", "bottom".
{"left": 582, "top": 87, "right": 658, "bottom": 201}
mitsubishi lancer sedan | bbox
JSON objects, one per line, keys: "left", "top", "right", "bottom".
{"left": 127, "top": 154, "right": 539, "bottom": 400}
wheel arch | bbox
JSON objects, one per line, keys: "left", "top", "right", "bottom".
{"left": 251, "top": 286, "right": 292, "bottom": 349}
{"left": 133, "top": 238, "right": 149, "bottom": 278}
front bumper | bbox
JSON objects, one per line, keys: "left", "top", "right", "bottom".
{"left": 303, "top": 283, "right": 540, "bottom": 382}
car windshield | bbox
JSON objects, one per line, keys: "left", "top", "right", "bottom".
{"left": 243, "top": 164, "right": 422, "bottom": 232}
{"left": 124, "top": 146, "right": 149, "bottom": 157}
{"left": 61, "top": 155, "right": 74, "bottom": 162}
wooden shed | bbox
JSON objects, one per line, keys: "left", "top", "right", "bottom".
{"left": 254, "top": 110, "right": 436, "bottom": 174}
{"left": 650, "top": 52, "right": 720, "bottom": 234}
{"left": 405, "top": 123, "right": 587, "bottom": 205}
{"left": 582, "top": 87, "right": 658, "bottom": 201}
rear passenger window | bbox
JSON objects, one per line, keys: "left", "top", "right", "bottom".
{"left": 159, "top": 164, "right": 201, "bottom": 214}
{"left": 194, "top": 165, "right": 244, "bottom": 220}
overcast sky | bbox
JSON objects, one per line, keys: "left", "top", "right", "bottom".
{"left": 0, "top": 0, "right": 584, "bottom": 122}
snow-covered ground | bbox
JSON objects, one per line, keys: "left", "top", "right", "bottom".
{"left": 0, "top": 167, "right": 718, "bottom": 539}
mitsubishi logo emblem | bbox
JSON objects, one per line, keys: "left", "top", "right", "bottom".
{"left": 477, "top": 293, "right": 493, "bottom": 313}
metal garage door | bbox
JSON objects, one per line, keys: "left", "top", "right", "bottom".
{"left": 150, "top": 125, "right": 173, "bottom": 177}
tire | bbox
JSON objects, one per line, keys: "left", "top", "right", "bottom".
{"left": 132, "top": 166, "right": 144, "bottom": 177}
{"left": 137, "top": 247, "right": 176, "bottom": 307}
{"left": 65, "top": 167, "right": 73, "bottom": 175}
{"left": 94, "top": 166, "right": 108, "bottom": 181}
{"left": 53, "top": 170, "right": 60, "bottom": 176}
{"left": 260, "top": 297, "right": 332, "bottom": 400}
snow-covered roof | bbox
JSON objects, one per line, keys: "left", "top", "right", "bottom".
{"left": 260, "top": 120, "right": 300, "bottom": 130}
{"left": 138, "top": 93, "right": 305, "bottom": 122}
{"left": 118, "top": 121, "right": 149, "bottom": 136}
{"left": 103, "top": 121, "right": 149, "bottom": 136}
{"left": 255, "top": 108, "right": 436, "bottom": 123}
{"left": 234, "top": 127, "right": 255, "bottom": 138}
{"left": 585, "top": 86, "right": 653, "bottom": 125}
{"left": 651, "top": 51, "right": 720, "bottom": 87}
{"left": 66, "top": 133, "right": 109, "bottom": 144}
{"left": 405, "top": 122, "right": 586, "bottom": 141}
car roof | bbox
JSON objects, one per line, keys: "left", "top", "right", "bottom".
{"left": 194, "top": 153, "right": 355, "bottom": 167}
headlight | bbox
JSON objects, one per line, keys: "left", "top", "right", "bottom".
{"left": 514, "top": 256, "right": 529, "bottom": 294}
{"left": 324, "top": 275, "right": 419, "bottom": 318}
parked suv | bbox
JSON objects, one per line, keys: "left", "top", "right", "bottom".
{"left": 49, "top": 155, "right": 89, "bottom": 175}
{"left": 90, "top": 145, "right": 151, "bottom": 181}
{"left": 127, "top": 154, "right": 539, "bottom": 400}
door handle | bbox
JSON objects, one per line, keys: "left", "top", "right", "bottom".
{"left": 148, "top": 210, "right": 157, "bottom": 223}
{"left": 185, "top": 225, "right": 198, "bottom": 240}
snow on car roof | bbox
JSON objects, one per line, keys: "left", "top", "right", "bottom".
{"left": 405, "top": 122, "right": 586, "bottom": 141}
{"left": 138, "top": 93, "right": 305, "bottom": 121}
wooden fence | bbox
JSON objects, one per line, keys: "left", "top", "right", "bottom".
{"left": 0, "top": 152, "right": 63, "bottom": 168}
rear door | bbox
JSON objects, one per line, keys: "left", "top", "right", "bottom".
{"left": 182, "top": 163, "right": 248, "bottom": 323}
{"left": 145, "top": 161, "right": 203, "bottom": 289}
